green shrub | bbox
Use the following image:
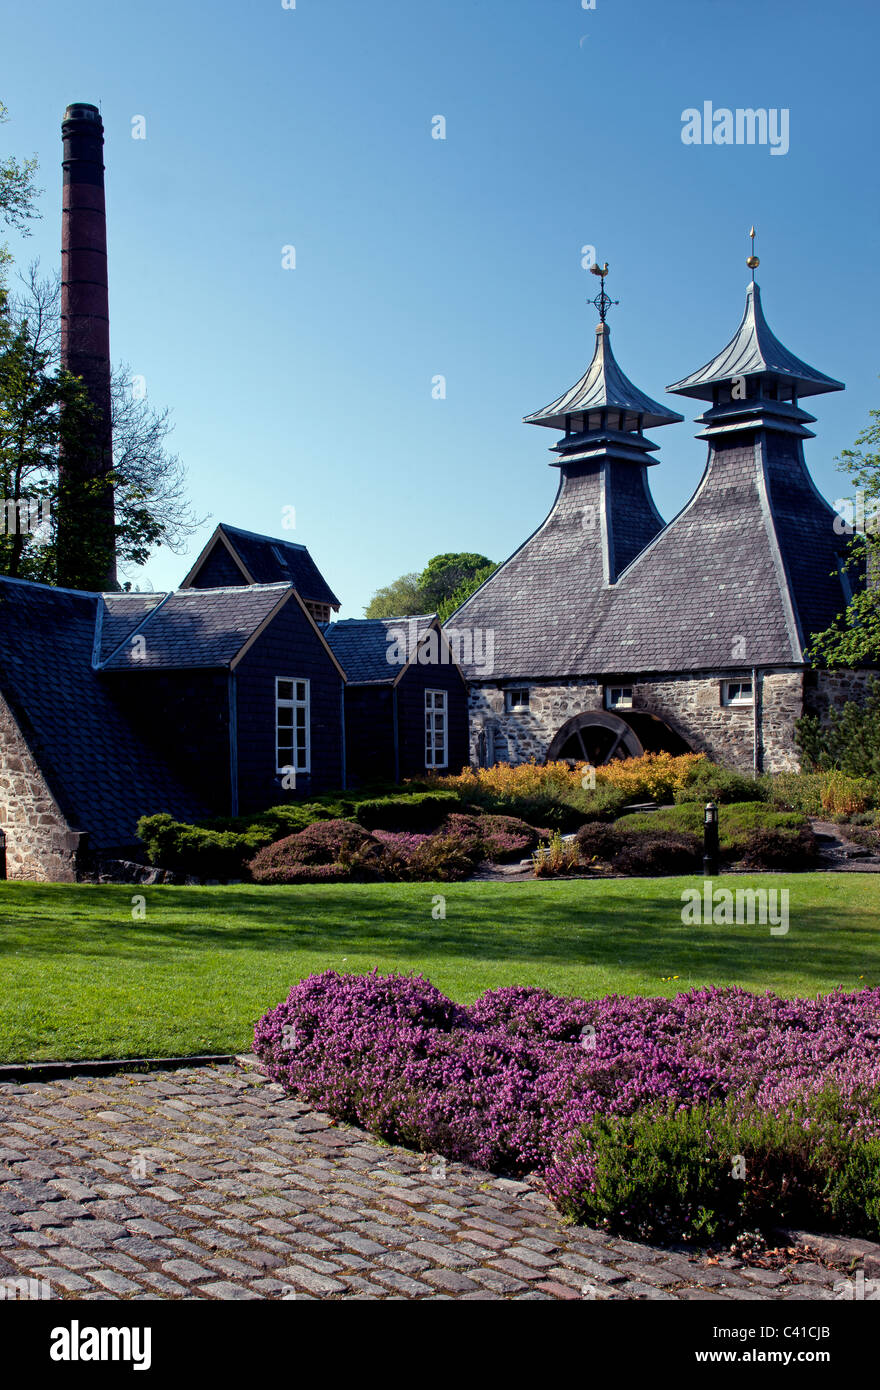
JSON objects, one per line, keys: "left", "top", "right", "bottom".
{"left": 762, "top": 771, "right": 826, "bottom": 816}
{"left": 553, "top": 1093, "right": 880, "bottom": 1244}
{"left": 575, "top": 822, "right": 622, "bottom": 862}
{"left": 406, "top": 833, "right": 483, "bottom": 881}
{"left": 618, "top": 801, "right": 808, "bottom": 857}
{"left": 355, "top": 791, "right": 462, "bottom": 830}
{"left": 612, "top": 831, "right": 702, "bottom": 876}
{"left": 674, "top": 760, "right": 765, "bottom": 805}
{"left": 797, "top": 677, "right": 880, "bottom": 779}
{"left": 738, "top": 826, "right": 818, "bottom": 871}
{"left": 136, "top": 813, "right": 272, "bottom": 879}
{"left": 532, "top": 832, "right": 582, "bottom": 877}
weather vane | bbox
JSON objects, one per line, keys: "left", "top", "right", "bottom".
{"left": 746, "top": 226, "right": 760, "bottom": 280}
{"left": 589, "top": 260, "right": 618, "bottom": 322}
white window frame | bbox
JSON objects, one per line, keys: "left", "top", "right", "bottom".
{"left": 425, "top": 689, "right": 448, "bottom": 769}
{"left": 605, "top": 686, "right": 633, "bottom": 710}
{"left": 505, "top": 687, "right": 530, "bottom": 713}
{"left": 276, "top": 677, "right": 310, "bottom": 774}
{"left": 722, "top": 679, "right": 754, "bottom": 708}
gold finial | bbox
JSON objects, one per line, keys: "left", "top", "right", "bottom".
{"left": 746, "top": 226, "right": 760, "bottom": 277}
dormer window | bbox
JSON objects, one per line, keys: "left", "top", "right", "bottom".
{"left": 305, "top": 600, "right": 332, "bottom": 624}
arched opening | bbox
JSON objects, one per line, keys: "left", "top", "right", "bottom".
{"left": 546, "top": 710, "right": 692, "bottom": 765}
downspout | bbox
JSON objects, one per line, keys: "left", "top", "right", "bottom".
{"left": 340, "top": 682, "right": 347, "bottom": 790}
{"left": 752, "top": 665, "right": 759, "bottom": 777}
{"left": 392, "top": 685, "right": 400, "bottom": 783}
{"left": 228, "top": 671, "right": 239, "bottom": 816}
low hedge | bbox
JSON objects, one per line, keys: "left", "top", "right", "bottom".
{"left": 354, "top": 791, "right": 462, "bottom": 830}
{"left": 549, "top": 1094, "right": 880, "bottom": 1245}
{"left": 619, "top": 801, "right": 810, "bottom": 854}
{"left": 136, "top": 813, "right": 273, "bottom": 879}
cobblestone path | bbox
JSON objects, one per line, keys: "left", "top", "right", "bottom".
{"left": 0, "top": 1063, "right": 849, "bottom": 1301}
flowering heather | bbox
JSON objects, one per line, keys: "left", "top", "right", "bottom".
{"left": 254, "top": 974, "right": 880, "bottom": 1209}
{"left": 372, "top": 830, "right": 432, "bottom": 861}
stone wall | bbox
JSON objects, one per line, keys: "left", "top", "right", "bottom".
{"left": 804, "top": 670, "right": 877, "bottom": 725}
{"left": 0, "top": 693, "right": 82, "bottom": 881}
{"left": 468, "top": 668, "right": 807, "bottom": 774}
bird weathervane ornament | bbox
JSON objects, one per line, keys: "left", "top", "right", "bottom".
{"left": 588, "top": 260, "right": 618, "bottom": 322}
{"left": 747, "top": 226, "right": 760, "bottom": 279}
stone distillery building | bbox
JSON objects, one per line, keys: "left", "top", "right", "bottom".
{"left": 451, "top": 262, "right": 870, "bottom": 774}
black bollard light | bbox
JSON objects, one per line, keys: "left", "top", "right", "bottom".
{"left": 703, "top": 801, "right": 719, "bottom": 878}
{"left": 0, "top": 826, "right": 6, "bottom": 882}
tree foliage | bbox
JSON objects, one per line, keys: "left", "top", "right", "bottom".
{"left": 0, "top": 269, "right": 202, "bottom": 585}
{"left": 364, "top": 552, "right": 496, "bottom": 621}
{"left": 807, "top": 404, "right": 880, "bottom": 667}
{"left": 0, "top": 100, "right": 41, "bottom": 281}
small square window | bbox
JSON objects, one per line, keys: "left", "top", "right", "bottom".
{"left": 722, "top": 680, "right": 753, "bottom": 707}
{"left": 505, "top": 688, "right": 530, "bottom": 713}
{"left": 605, "top": 686, "right": 633, "bottom": 710}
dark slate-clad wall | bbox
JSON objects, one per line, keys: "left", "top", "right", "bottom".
{"left": 188, "top": 544, "right": 247, "bottom": 590}
{"left": 235, "top": 595, "right": 344, "bottom": 811}
{"left": 396, "top": 660, "right": 469, "bottom": 778}
{"left": 106, "top": 669, "right": 232, "bottom": 818}
{"left": 343, "top": 686, "right": 398, "bottom": 785}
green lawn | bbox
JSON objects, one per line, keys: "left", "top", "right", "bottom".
{"left": 1, "top": 875, "right": 878, "bottom": 1063}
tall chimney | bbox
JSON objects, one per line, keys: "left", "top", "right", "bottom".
{"left": 58, "top": 101, "right": 117, "bottom": 591}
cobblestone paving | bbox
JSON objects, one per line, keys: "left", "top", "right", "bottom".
{"left": 0, "top": 1063, "right": 849, "bottom": 1301}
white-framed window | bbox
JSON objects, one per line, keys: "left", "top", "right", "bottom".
{"left": 722, "top": 679, "right": 753, "bottom": 707}
{"left": 425, "top": 689, "right": 448, "bottom": 769}
{"left": 276, "top": 677, "right": 310, "bottom": 774}
{"left": 505, "top": 687, "right": 530, "bottom": 713}
{"left": 605, "top": 686, "right": 633, "bottom": 710}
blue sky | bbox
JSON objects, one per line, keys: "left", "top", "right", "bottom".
{"left": 2, "top": 0, "right": 878, "bottom": 611}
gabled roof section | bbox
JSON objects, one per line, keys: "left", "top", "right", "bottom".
{"left": 667, "top": 282, "right": 845, "bottom": 401}
{"left": 323, "top": 615, "right": 446, "bottom": 684}
{"left": 0, "top": 577, "right": 211, "bottom": 848}
{"left": 524, "top": 322, "right": 683, "bottom": 431}
{"left": 180, "top": 523, "right": 340, "bottom": 609}
{"left": 97, "top": 584, "right": 293, "bottom": 671}
{"left": 97, "top": 592, "right": 165, "bottom": 663}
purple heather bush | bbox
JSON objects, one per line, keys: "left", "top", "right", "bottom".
{"left": 254, "top": 972, "right": 880, "bottom": 1240}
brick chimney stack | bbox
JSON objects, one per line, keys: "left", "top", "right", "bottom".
{"left": 58, "top": 102, "right": 117, "bottom": 591}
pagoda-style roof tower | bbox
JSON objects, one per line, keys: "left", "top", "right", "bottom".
{"left": 450, "top": 242, "right": 854, "bottom": 683}
{"left": 512, "top": 265, "right": 682, "bottom": 586}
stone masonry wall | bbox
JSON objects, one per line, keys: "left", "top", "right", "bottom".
{"left": 804, "top": 670, "right": 877, "bottom": 725}
{"left": 468, "top": 669, "right": 807, "bottom": 774}
{"left": 0, "top": 692, "right": 81, "bottom": 881}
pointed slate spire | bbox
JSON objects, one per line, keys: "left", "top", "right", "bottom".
{"left": 525, "top": 320, "right": 683, "bottom": 433}
{"left": 667, "top": 280, "right": 844, "bottom": 401}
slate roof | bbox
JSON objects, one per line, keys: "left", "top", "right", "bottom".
{"left": 182, "top": 524, "right": 340, "bottom": 608}
{"left": 0, "top": 578, "right": 211, "bottom": 848}
{"left": 452, "top": 283, "right": 851, "bottom": 681}
{"left": 667, "top": 282, "right": 845, "bottom": 401}
{"left": 98, "top": 584, "right": 291, "bottom": 671}
{"left": 323, "top": 616, "right": 438, "bottom": 683}
{"left": 524, "top": 322, "right": 683, "bottom": 431}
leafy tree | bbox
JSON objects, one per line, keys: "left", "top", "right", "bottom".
{"left": 0, "top": 269, "right": 202, "bottom": 585}
{"left": 363, "top": 552, "right": 497, "bottom": 620}
{"left": 807, "top": 404, "right": 880, "bottom": 666}
{"left": 795, "top": 678, "right": 880, "bottom": 778}
{"left": 436, "top": 561, "right": 497, "bottom": 623}
{"left": 364, "top": 572, "right": 427, "bottom": 619}
{"left": 418, "top": 552, "right": 494, "bottom": 611}
{"left": 0, "top": 100, "right": 41, "bottom": 282}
